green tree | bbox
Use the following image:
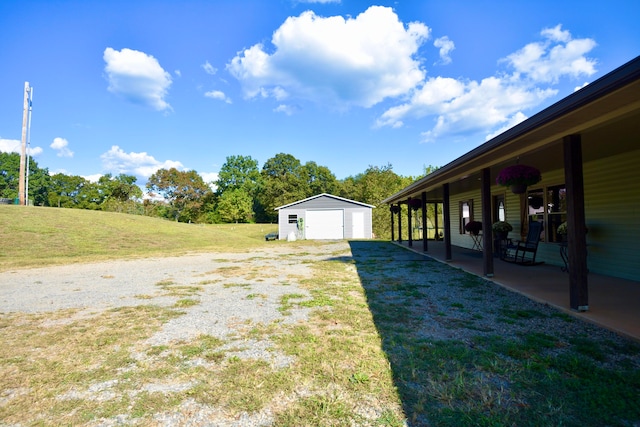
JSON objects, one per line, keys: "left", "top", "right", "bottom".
{"left": 215, "top": 155, "right": 262, "bottom": 196}
{"left": 301, "top": 161, "right": 338, "bottom": 196}
{"left": 256, "top": 153, "right": 308, "bottom": 222}
{"left": 146, "top": 168, "right": 212, "bottom": 222}
{"left": 215, "top": 155, "right": 263, "bottom": 222}
{"left": 216, "top": 188, "right": 254, "bottom": 223}
{"left": 48, "top": 173, "right": 91, "bottom": 208}
{"left": 98, "top": 173, "right": 142, "bottom": 202}
{"left": 98, "top": 173, "right": 143, "bottom": 213}
{"left": 0, "top": 152, "right": 50, "bottom": 205}
{"left": 0, "top": 152, "right": 19, "bottom": 200}
{"left": 338, "top": 164, "right": 413, "bottom": 239}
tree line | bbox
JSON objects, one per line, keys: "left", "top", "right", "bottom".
{"left": 1, "top": 151, "right": 433, "bottom": 238}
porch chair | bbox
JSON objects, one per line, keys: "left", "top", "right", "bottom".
{"left": 502, "top": 220, "right": 543, "bottom": 265}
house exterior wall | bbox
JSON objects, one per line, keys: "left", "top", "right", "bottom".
{"left": 277, "top": 195, "right": 373, "bottom": 240}
{"left": 445, "top": 149, "right": 640, "bottom": 281}
{"left": 581, "top": 149, "right": 640, "bottom": 281}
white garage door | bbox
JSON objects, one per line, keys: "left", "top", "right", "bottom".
{"left": 305, "top": 210, "right": 344, "bottom": 240}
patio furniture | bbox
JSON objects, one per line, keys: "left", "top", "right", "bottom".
{"left": 471, "top": 232, "right": 483, "bottom": 251}
{"left": 560, "top": 240, "right": 589, "bottom": 274}
{"left": 502, "top": 221, "right": 543, "bottom": 265}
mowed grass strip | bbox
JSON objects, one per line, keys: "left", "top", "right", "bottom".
{"left": 0, "top": 205, "right": 278, "bottom": 270}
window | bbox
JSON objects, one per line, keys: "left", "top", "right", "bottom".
{"left": 546, "top": 185, "right": 566, "bottom": 243}
{"left": 493, "top": 194, "right": 506, "bottom": 223}
{"left": 527, "top": 185, "right": 566, "bottom": 242}
{"left": 459, "top": 200, "right": 473, "bottom": 234}
{"left": 288, "top": 214, "right": 297, "bottom": 224}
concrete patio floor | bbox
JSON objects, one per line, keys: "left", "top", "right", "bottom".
{"left": 394, "top": 240, "right": 640, "bottom": 342}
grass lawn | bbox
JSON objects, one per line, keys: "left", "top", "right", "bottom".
{"left": 0, "top": 205, "right": 278, "bottom": 270}
{"left": 1, "top": 205, "right": 639, "bottom": 426}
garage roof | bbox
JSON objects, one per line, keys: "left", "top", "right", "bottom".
{"left": 275, "top": 193, "right": 375, "bottom": 210}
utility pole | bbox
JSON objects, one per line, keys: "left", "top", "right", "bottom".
{"left": 19, "top": 82, "right": 33, "bottom": 206}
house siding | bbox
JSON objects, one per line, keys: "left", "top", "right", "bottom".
{"left": 449, "top": 190, "right": 478, "bottom": 250}
{"left": 581, "top": 149, "right": 640, "bottom": 281}
{"left": 445, "top": 150, "right": 640, "bottom": 281}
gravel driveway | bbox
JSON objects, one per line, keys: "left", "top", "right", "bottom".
{"left": 0, "top": 243, "right": 351, "bottom": 345}
{"left": 1, "top": 241, "right": 638, "bottom": 426}
{"left": 1, "top": 242, "right": 351, "bottom": 426}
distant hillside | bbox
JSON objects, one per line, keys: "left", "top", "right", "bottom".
{"left": 0, "top": 205, "right": 277, "bottom": 270}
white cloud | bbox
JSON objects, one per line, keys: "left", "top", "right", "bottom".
{"left": 202, "top": 61, "right": 217, "bottom": 75}
{"left": 273, "top": 104, "right": 299, "bottom": 115}
{"left": 228, "top": 6, "right": 429, "bottom": 108}
{"left": 50, "top": 137, "right": 74, "bottom": 157}
{"left": 204, "top": 90, "right": 232, "bottom": 103}
{"left": 0, "top": 137, "right": 43, "bottom": 156}
{"left": 175, "top": 70, "right": 182, "bottom": 77}
{"left": 505, "top": 24, "right": 597, "bottom": 83}
{"left": 0, "top": 138, "right": 21, "bottom": 153}
{"left": 377, "top": 25, "right": 596, "bottom": 144}
{"left": 103, "top": 47, "right": 173, "bottom": 111}
{"left": 200, "top": 172, "right": 219, "bottom": 191}
{"left": 433, "top": 36, "right": 455, "bottom": 65}
{"left": 83, "top": 174, "right": 103, "bottom": 183}
{"left": 484, "top": 112, "right": 528, "bottom": 141}
{"left": 100, "top": 145, "right": 183, "bottom": 178}
{"left": 403, "top": 77, "right": 557, "bottom": 143}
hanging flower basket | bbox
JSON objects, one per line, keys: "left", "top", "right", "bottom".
{"left": 496, "top": 164, "right": 541, "bottom": 194}
{"left": 492, "top": 221, "right": 513, "bottom": 233}
{"left": 492, "top": 221, "right": 512, "bottom": 240}
{"left": 408, "top": 198, "right": 422, "bottom": 211}
{"left": 464, "top": 221, "right": 482, "bottom": 236}
{"left": 390, "top": 205, "right": 400, "bottom": 214}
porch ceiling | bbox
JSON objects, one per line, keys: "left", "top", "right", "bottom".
{"left": 385, "top": 58, "right": 640, "bottom": 204}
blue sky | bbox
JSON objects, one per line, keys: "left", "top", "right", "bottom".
{"left": 1, "top": 0, "right": 639, "bottom": 186}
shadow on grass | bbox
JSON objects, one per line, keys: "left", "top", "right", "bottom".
{"left": 339, "top": 240, "right": 640, "bottom": 427}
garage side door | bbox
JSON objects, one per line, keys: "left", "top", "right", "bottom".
{"left": 306, "top": 210, "right": 344, "bottom": 239}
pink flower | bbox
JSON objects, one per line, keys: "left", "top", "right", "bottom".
{"left": 496, "top": 165, "right": 541, "bottom": 187}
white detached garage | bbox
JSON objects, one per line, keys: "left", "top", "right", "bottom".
{"left": 275, "top": 193, "right": 374, "bottom": 240}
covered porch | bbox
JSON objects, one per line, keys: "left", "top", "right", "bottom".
{"left": 394, "top": 239, "right": 640, "bottom": 342}
{"left": 383, "top": 56, "right": 640, "bottom": 324}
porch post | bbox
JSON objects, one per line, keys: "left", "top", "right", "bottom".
{"left": 398, "top": 203, "right": 402, "bottom": 243}
{"left": 443, "top": 183, "right": 452, "bottom": 261}
{"left": 481, "top": 167, "right": 494, "bottom": 276}
{"left": 407, "top": 198, "right": 413, "bottom": 247}
{"left": 421, "top": 191, "right": 428, "bottom": 252}
{"left": 563, "top": 134, "right": 589, "bottom": 311}
{"left": 390, "top": 205, "right": 395, "bottom": 241}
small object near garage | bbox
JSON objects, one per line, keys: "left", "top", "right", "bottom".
{"left": 275, "top": 193, "right": 374, "bottom": 240}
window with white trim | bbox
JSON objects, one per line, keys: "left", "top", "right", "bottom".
{"left": 527, "top": 184, "right": 566, "bottom": 242}
{"left": 459, "top": 200, "right": 473, "bottom": 234}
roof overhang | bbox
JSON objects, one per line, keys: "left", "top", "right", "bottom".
{"left": 275, "top": 193, "right": 376, "bottom": 210}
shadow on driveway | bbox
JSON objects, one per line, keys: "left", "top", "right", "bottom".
{"left": 341, "top": 240, "right": 463, "bottom": 425}
{"left": 336, "top": 240, "right": 640, "bottom": 427}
